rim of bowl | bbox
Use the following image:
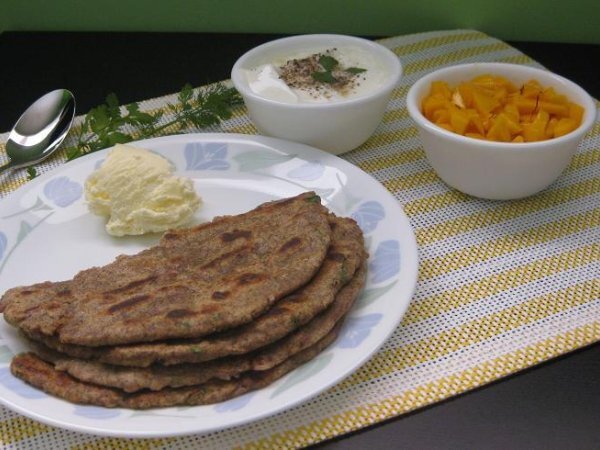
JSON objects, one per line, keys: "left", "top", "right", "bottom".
{"left": 231, "top": 34, "right": 402, "bottom": 109}
{"left": 406, "top": 62, "right": 597, "bottom": 151}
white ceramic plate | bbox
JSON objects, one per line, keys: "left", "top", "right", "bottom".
{"left": 0, "top": 133, "right": 418, "bottom": 437}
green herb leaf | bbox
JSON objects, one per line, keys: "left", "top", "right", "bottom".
{"left": 178, "top": 83, "right": 194, "bottom": 103}
{"left": 346, "top": 67, "right": 367, "bottom": 74}
{"left": 26, "top": 167, "right": 38, "bottom": 180}
{"left": 106, "top": 131, "right": 132, "bottom": 146}
{"left": 60, "top": 83, "right": 242, "bottom": 162}
{"left": 105, "top": 93, "right": 119, "bottom": 109}
{"left": 312, "top": 71, "right": 337, "bottom": 84}
{"left": 318, "top": 55, "right": 339, "bottom": 72}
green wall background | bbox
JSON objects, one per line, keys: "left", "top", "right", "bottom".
{"left": 1, "top": 0, "right": 598, "bottom": 44}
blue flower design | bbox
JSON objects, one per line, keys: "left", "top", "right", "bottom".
{"left": 73, "top": 405, "right": 121, "bottom": 419}
{"left": 214, "top": 392, "right": 256, "bottom": 412}
{"left": 336, "top": 314, "right": 383, "bottom": 348}
{"left": 351, "top": 201, "right": 385, "bottom": 234}
{"left": 0, "top": 232, "right": 7, "bottom": 260}
{"left": 369, "top": 240, "right": 400, "bottom": 283}
{"left": 184, "top": 142, "right": 230, "bottom": 170}
{"left": 43, "top": 177, "right": 83, "bottom": 207}
{"left": 287, "top": 161, "right": 325, "bottom": 181}
{"left": 0, "top": 367, "right": 46, "bottom": 399}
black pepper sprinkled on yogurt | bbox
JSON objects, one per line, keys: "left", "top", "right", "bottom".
{"left": 278, "top": 48, "right": 367, "bottom": 99}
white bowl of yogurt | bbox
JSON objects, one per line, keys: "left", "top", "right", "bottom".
{"left": 231, "top": 34, "right": 402, "bottom": 155}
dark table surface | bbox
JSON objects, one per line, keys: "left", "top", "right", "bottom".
{"left": 0, "top": 32, "right": 598, "bottom": 449}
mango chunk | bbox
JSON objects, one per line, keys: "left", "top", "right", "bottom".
{"left": 421, "top": 73, "right": 584, "bottom": 143}
{"left": 554, "top": 118, "right": 578, "bottom": 137}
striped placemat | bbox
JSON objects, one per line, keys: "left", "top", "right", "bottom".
{"left": 0, "top": 29, "right": 598, "bottom": 449}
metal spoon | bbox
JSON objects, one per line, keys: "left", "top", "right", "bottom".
{"left": 0, "top": 89, "right": 76, "bottom": 175}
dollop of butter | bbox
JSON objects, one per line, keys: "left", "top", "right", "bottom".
{"left": 85, "top": 144, "right": 201, "bottom": 236}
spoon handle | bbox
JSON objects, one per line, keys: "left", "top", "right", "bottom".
{"left": 0, "top": 161, "right": 15, "bottom": 175}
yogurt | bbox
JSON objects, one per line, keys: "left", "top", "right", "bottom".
{"left": 244, "top": 46, "right": 390, "bottom": 104}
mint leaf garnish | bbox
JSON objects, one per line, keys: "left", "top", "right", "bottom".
{"left": 312, "top": 71, "right": 338, "bottom": 84}
{"left": 346, "top": 67, "right": 367, "bottom": 74}
{"left": 318, "top": 55, "right": 339, "bottom": 72}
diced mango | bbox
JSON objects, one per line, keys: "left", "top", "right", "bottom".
{"left": 457, "top": 82, "right": 474, "bottom": 107}
{"left": 466, "top": 109, "right": 485, "bottom": 134}
{"left": 539, "top": 101, "right": 570, "bottom": 117}
{"left": 466, "top": 132, "right": 486, "bottom": 140}
{"left": 422, "top": 95, "right": 448, "bottom": 118}
{"left": 493, "top": 87, "right": 508, "bottom": 104}
{"left": 449, "top": 107, "right": 470, "bottom": 135}
{"left": 541, "top": 87, "right": 568, "bottom": 104}
{"left": 512, "top": 97, "right": 539, "bottom": 115}
{"left": 436, "top": 123, "right": 454, "bottom": 132}
{"left": 554, "top": 118, "right": 578, "bottom": 137}
{"left": 430, "top": 81, "right": 452, "bottom": 99}
{"left": 486, "top": 115, "right": 512, "bottom": 142}
{"left": 522, "top": 110, "right": 550, "bottom": 142}
{"left": 420, "top": 74, "right": 584, "bottom": 142}
{"left": 521, "top": 80, "right": 543, "bottom": 98}
{"left": 546, "top": 117, "right": 559, "bottom": 139}
{"left": 472, "top": 87, "right": 501, "bottom": 116}
{"left": 503, "top": 103, "right": 520, "bottom": 123}
{"left": 432, "top": 109, "right": 450, "bottom": 123}
{"left": 569, "top": 103, "right": 584, "bottom": 123}
{"left": 472, "top": 75, "right": 517, "bottom": 92}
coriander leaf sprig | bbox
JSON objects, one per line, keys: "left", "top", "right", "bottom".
{"left": 311, "top": 55, "right": 367, "bottom": 85}
{"left": 63, "top": 83, "right": 243, "bottom": 161}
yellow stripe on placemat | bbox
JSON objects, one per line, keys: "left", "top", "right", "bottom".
{"left": 392, "top": 85, "right": 411, "bottom": 101}
{"left": 415, "top": 178, "right": 600, "bottom": 246}
{"left": 361, "top": 126, "right": 420, "bottom": 148}
{"left": 381, "top": 147, "right": 598, "bottom": 200}
{"left": 240, "top": 322, "right": 600, "bottom": 449}
{"left": 338, "top": 279, "right": 597, "bottom": 389}
{"left": 388, "top": 30, "right": 486, "bottom": 56}
{"left": 382, "top": 107, "right": 411, "bottom": 124}
{"left": 382, "top": 168, "right": 440, "bottom": 192}
{"left": 408, "top": 243, "right": 598, "bottom": 325}
{"left": 223, "top": 123, "right": 259, "bottom": 135}
{"left": 0, "top": 416, "right": 52, "bottom": 445}
{"left": 356, "top": 146, "right": 425, "bottom": 172}
{"left": 403, "top": 150, "right": 599, "bottom": 216}
{"left": 403, "top": 43, "right": 510, "bottom": 75}
{"left": 420, "top": 210, "right": 599, "bottom": 280}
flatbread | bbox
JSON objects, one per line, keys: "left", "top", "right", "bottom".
{"left": 2, "top": 192, "right": 331, "bottom": 346}
{"left": 11, "top": 325, "right": 340, "bottom": 408}
{"left": 33, "top": 263, "right": 367, "bottom": 393}
{"left": 27, "top": 216, "right": 365, "bottom": 367}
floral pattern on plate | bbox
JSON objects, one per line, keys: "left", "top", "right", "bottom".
{"left": 43, "top": 176, "right": 83, "bottom": 208}
{"left": 184, "top": 142, "right": 230, "bottom": 170}
{"left": 0, "top": 134, "right": 417, "bottom": 437}
{"left": 336, "top": 314, "right": 384, "bottom": 349}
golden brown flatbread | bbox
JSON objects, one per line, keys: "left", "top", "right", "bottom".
{"left": 2, "top": 193, "right": 331, "bottom": 346}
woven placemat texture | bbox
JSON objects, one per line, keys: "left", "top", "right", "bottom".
{"left": 0, "top": 29, "right": 598, "bottom": 449}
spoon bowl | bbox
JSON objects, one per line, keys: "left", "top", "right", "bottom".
{"left": 1, "top": 89, "right": 76, "bottom": 175}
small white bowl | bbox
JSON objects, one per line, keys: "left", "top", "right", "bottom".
{"left": 231, "top": 34, "right": 402, "bottom": 155}
{"left": 406, "top": 63, "right": 596, "bottom": 200}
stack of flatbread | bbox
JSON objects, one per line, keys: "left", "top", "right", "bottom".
{"left": 0, "top": 192, "right": 368, "bottom": 408}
